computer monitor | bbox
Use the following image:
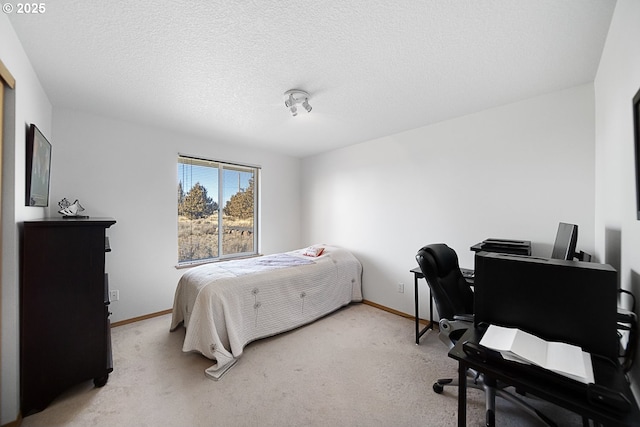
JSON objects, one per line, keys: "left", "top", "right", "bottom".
{"left": 551, "top": 222, "right": 578, "bottom": 260}
{"left": 474, "top": 251, "right": 618, "bottom": 361}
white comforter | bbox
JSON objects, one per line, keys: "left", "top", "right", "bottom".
{"left": 170, "top": 246, "right": 363, "bottom": 378}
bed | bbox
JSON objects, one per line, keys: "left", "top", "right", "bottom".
{"left": 170, "top": 245, "right": 363, "bottom": 379}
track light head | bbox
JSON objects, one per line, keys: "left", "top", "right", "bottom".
{"left": 302, "top": 98, "right": 312, "bottom": 113}
{"left": 284, "top": 93, "right": 295, "bottom": 108}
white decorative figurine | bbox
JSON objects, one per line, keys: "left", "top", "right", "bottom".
{"left": 58, "top": 198, "right": 87, "bottom": 217}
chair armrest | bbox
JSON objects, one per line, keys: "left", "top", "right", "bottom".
{"left": 438, "top": 316, "right": 474, "bottom": 349}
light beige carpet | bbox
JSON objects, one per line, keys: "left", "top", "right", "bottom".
{"left": 20, "top": 303, "right": 583, "bottom": 426}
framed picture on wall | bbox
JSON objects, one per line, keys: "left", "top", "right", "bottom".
{"left": 634, "top": 87, "right": 640, "bottom": 220}
{"left": 25, "top": 123, "right": 52, "bottom": 207}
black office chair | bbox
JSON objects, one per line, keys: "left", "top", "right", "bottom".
{"left": 416, "top": 243, "right": 556, "bottom": 427}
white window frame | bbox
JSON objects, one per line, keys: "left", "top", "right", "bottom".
{"left": 177, "top": 154, "right": 260, "bottom": 266}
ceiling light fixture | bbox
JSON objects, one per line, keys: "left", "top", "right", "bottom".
{"left": 284, "top": 89, "right": 312, "bottom": 116}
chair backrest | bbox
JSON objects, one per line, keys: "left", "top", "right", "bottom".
{"left": 415, "top": 244, "right": 474, "bottom": 320}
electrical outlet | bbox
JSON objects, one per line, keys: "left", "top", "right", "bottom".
{"left": 109, "top": 290, "right": 119, "bottom": 302}
{"left": 397, "top": 283, "right": 404, "bottom": 293}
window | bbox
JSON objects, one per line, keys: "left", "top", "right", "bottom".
{"left": 177, "top": 155, "right": 259, "bottom": 265}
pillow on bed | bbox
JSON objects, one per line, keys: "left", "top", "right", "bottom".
{"left": 302, "top": 246, "right": 325, "bottom": 257}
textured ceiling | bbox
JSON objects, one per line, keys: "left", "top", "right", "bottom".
{"left": 8, "top": 0, "right": 616, "bottom": 158}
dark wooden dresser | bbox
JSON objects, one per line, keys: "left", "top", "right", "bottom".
{"left": 20, "top": 217, "right": 116, "bottom": 416}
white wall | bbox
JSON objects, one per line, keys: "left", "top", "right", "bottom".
{"left": 0, "top": 14, "right": 53, "bottom": 425}
{"left": 594, "top": 0, "right": 640, "bottom": 395}
{"left": 301, "top": 84, "right": 596, "bottom": 317}
{"left": 51, "top": 108, "right": 302, "bottom": 323}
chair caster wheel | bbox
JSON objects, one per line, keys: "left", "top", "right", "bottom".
{"left": 433, "top": 382, "right": 444, "bottom": 393}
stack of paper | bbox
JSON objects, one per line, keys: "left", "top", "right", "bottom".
{"left": 479, "top": 324, "right": 594, "bottom": 384}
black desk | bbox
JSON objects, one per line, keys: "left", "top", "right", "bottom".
{"left": 449, "top": 327, "right": 640, "bottom": 426}
{"left": 411, "top": 267, "right": 474, "bottom": 344}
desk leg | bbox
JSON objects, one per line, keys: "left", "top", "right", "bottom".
{"left": 414, "top": 272, "right": 434, "bottom": 344}
{"left": 430, "top": 289, "right": 433, "bottom": 329}
{"left": 414, "top": 274, "right": 420, "bottom": 344}
{"left": 458, "top": 362, "right": 467, "bottom": 427}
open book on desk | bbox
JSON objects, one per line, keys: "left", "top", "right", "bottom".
{"left": 479, "top": 324, "right": 594, "bottom": 384}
